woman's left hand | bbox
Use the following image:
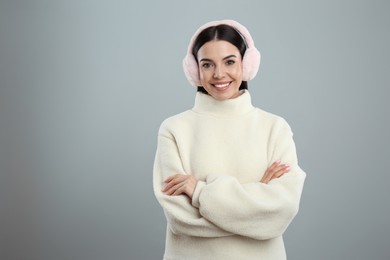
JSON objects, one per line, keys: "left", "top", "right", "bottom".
{"left": 260, "top": 160, "right": 290, "bottom": 184}
{"left": 162, "top": 174, "right": 198, "bottom": 199}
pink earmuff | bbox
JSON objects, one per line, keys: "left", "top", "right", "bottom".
{"left": 183, "top": 19, "right": 261, "bottom": 87}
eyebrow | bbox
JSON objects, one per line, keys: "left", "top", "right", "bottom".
{"left": 199, "top": 54, "right": 238, "bottom": 63}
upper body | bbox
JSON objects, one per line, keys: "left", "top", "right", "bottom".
{"left": 154, "top": 90, "right": 306, "bottom": 259}
{"left": 153, "top": 19, "right": 306, "bottom": 260}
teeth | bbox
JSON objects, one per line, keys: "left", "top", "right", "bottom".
{"left": 214, "top": 83, "right": 230, "bottom": 88}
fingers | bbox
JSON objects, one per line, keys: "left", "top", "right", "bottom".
{"left": 162, "top": 174, "right": 186, "bottom": 193}
{"left": 267, "top": 160, "right": 281, "bottom": 173}
{"left": 166, "top": 182, "right": 186, "bottom": 196}
{"left": 162, "top": 174, "right": 197, "bottom": 198}
{"left": 271, "top": 164, "right": 290, "bottom": 179}
{"left": 261, "top": 160, "right": 281, "bottom": 183}
{"left": 260, "top": 161, "right": 290, "bottom": 184}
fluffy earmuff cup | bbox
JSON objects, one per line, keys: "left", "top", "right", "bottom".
{"left": 242, "top": 47, "right": 261, "bottom": 81}
{"left": 182, "top": 54, "right": 201, "bottom": 87}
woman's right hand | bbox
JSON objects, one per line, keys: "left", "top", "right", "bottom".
{"left": 162, "top": 174, "right": 198, "bottom": 199}
{"left": 260, "top": 160, "right": 290, "bottom": 184}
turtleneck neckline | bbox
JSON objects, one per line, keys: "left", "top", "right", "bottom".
{"left": 192, "top": 90, "right": 255, "bottom": 117}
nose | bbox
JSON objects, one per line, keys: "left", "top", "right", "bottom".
{"left": 213, "top": 65, "right": 225, "bottom": 79}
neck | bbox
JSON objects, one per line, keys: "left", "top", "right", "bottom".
{"left": 192, "top": 90, "right": 254, "bottom": 117}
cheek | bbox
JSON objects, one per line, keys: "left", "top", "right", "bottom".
{"left": 229, "top": 66, "right": 243, "bottom": 79}
{"left": 226, "top": 61, "right": 243, "bottom": 77}
{"left": 199, "top": 68, "right": 211, "bottom": 81}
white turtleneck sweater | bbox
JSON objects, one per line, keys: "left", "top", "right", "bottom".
{"left": 153, "top": 91, "right": 306, "bottom": 260}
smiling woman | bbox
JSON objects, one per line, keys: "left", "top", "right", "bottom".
{"left": 197, "top": 40, "right": 243, "bottom": 100}
{"left": 153, "top": 19, "right": 306, "bottom": 260}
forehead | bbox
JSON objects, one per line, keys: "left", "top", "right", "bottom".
{"left": 197, "top": 40, "right": 241, "bottom": 60}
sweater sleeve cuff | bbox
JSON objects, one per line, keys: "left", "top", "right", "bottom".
{"left": 191, "top": 180, "right": 206, "bottom": 208}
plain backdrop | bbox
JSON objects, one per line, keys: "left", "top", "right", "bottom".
{"left": 1, "top": 0, "right": 389, "bottom": 259}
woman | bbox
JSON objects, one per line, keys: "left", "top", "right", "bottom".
{"left": 153, "top": 19, "right": 306, "bottom": 260}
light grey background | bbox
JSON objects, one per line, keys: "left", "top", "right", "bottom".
{"left": 1, "top": 0, "right": 389, "bottom": 259}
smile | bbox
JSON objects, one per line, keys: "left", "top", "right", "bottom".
{"left": 212, "top": 82, "right": 231, "bottom": 90}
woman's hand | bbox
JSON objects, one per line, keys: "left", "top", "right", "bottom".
{"left": 260, "top": 160, "right": 290, "bottom": 184}
{"left": 162, "top": 174, "right": 198, "bottom": 199}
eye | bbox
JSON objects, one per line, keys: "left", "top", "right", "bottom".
{"left": 226, "top": 60, "right": 236, "bottom": 65}
{"left": 201, "top": 62, "right": 213, "bottom": 69}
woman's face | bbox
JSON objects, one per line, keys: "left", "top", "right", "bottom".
{"left": 197, "top": 40, "right": 243, "bottom": 100}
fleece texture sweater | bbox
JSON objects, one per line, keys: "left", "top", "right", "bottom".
{"left": 153, "top": 90, "right": 306, "bottom": 260}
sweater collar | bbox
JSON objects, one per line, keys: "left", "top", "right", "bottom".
{"left": 192, "top": 90, "right": 255, "bottom": 117}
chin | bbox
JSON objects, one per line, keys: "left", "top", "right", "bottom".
{"left": 211, "top": 91, "right": 239, "bottom": 100}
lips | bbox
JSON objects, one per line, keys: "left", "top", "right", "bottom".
{"left": 212, "top": 82, "right": 231, "bottom": 90}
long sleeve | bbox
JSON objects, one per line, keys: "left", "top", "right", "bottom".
{"left": 191, "top": 118, "right": 306, "bottom": 240}
{"left": 153, "top": 127, "right": 232, "bottom": 238}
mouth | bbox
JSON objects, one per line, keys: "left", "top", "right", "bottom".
{"left": 212, "top": 82, "right": 231, "bottom": 91}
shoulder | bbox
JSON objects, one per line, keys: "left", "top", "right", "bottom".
{"left": 253, "top": 107, "right": 291, "bottom": 130}
{"left": 158, "top": 110, "right": 194, "bottom": 137}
